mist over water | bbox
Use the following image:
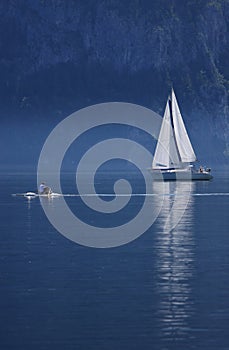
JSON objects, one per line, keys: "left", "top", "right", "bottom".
{"left": 1, "top": 112, "right": 227, "bottom": 173}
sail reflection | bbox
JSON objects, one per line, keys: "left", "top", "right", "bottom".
{"left": 153, "top": 181, "right": 196, "bottom": 342}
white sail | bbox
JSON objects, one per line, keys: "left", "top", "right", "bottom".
{"left": 152, "top": 100, "right": 180, "bottom": 169}
{"left": 152, "top": 89, "right": 196, "bottom": 170}
{"left": 171, "top": 90, "right": 196, "bottom": 163}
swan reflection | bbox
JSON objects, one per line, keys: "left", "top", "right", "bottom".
{"left": 153, "top": 181, "right": 196, "bottom": 342}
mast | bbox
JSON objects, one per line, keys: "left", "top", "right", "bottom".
{"left": 168, "top": 94, "right": 182, "bottom": 165}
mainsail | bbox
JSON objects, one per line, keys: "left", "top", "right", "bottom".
{"left": 152, "top": 89, "right": 196, "bottom": 169}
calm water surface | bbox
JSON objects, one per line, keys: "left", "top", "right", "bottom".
{"left": 0, "top": 171, "right": 228, "bottom": 350}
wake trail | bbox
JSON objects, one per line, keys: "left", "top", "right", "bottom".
{"left": 13, "top": 192, "right": 229, "bottom": 197}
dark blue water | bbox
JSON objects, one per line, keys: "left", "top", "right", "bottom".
{"left": 1, "top": 171, "right": 229, "bottom": 350}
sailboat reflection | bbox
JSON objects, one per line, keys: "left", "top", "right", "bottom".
{"left": 153, "top": 181, "right": 196, "bottom": 342}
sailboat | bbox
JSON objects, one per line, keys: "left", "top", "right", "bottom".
{"left": 151, "top": 89, "right": 213, "bottom": 181}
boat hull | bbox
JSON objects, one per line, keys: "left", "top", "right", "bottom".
{"left": 151, "top": 169, "right": 213, "bottom": 181}
{"left": 12, "top": 192, "right": 62, "bottom": 198}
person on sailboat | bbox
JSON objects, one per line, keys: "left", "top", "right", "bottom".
{"left": 39, "top": 182, "right": 52, "bottom": 195}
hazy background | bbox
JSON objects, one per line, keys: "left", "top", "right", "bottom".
{"left": 0, "top": 0, "right": 228, "bottom": 171}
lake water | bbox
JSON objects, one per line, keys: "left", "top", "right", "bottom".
{"left": 0, "top": 171, "right": 229, "bottom": 350}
